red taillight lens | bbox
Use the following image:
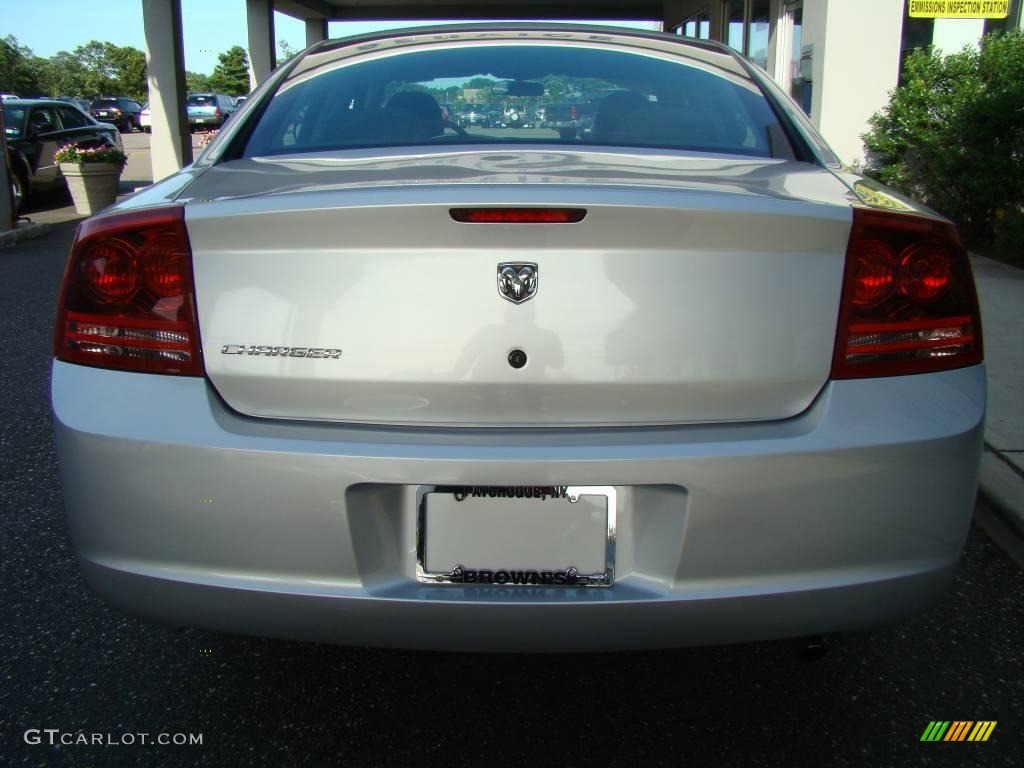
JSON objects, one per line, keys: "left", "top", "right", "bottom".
{"left": 54, "top": 206, "right": 204, "bottom": 376}
{"left": 214, "top": 107, "right": 222, "bottom": 117}
{"left": 832, "top": 208, "right": 982, "bottom": 379}
{"left": 850, "top": 239, "right": 894, "bottom": 307}
{"left": 82, "top": 238, "right": 139, "bottom": 301}
{"left": 450, "top": 208, "right": 587, "bottom": 223}
{"left": 898, "top": 244, "right": 952, "bottom": 302}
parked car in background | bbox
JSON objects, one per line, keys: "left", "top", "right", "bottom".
{"left": 139, "top": 103, "right": 151, "bottom": 132}
{"left": 55, "top": 96, "right": 92, "bottom": 113}
{"left": 540, "top": 102, "right": 582, "bottom": 139}
{"left": 233, "top": 96, "right": 247, "bottom": 108}
{"left": 503, "top": 103, "right": 531, "bottom": 128}
{"left": 4, "top": 98, "right": 121, "bottom": 212}
{"left": 89, "top": 97, "right": 143, "bottom": 132}
{"left": 51, "top": 24, "right": 985, "bottom": 653}
{"left": 457, "top": 106, "right": 484, "bottom": 127}
{"left": 1, "top": 93, "right": 20, "bottom": 101}
{"left": 186, "top": 93, "right": 236, "bottom": 130}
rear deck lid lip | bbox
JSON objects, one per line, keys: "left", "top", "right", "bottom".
{"left": 177, "top": 148, "right": 858, "bottom": 209}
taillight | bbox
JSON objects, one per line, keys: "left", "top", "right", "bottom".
{"left": 831, "top": 208, "right": 982, "bottom": 379}
{"left": 54, "top": 206, "right": 204, "bottom": 376}
{"left": 214, "top": 107, "right": 222, "bottom": 117}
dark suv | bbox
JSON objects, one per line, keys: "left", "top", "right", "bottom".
{"left": 89, "top": 97, "right": 143, "bottom": 132}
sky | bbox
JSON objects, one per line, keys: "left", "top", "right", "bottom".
{"left": 2, "top": 0, "right": 661, "bottom": 75}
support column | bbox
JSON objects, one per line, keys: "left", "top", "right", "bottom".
{"left": 765, "top": 0, "right": 785, "bottom": 81}
{"left": 803, "top": 0, "right": 903, "bottom": 166}
{"left": 142, "top": 0, "right": 191, "bottom": 182}
{"left": 247, "top": 0, "right": 277, "bottom": 91}
{"left": 305, "top": 18, "right": 329, "bottom": 48}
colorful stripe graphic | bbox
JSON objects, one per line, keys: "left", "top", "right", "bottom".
{"left": 966, "top": 722, "right": 998, "bottom": 742}
{"left": 920, "top": 721, "right": 996, "bottom": 742}
{"left": 921, "top": 721, "right": 950, "bottom": 741}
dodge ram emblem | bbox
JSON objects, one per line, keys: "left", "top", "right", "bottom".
{"left": 497, "top": 263, "right": 538, "bottom": 304}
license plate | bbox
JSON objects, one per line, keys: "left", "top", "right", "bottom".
{"left": 417, "top": 485, "right": 616, "bottom": 587}
{"left": 98, "top": 112, "right": 110, "bottom": 116}
{"left": 195, "top": 118, "right": 207, "bottom": 123}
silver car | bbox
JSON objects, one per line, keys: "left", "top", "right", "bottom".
{"left": 51, "top": 25, "right": 985, "bottom": 652}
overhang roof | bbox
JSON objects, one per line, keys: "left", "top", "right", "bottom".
{"left": 274, "top": 0, "right": 665, "bottom": 21}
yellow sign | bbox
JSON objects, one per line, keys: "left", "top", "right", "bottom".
{"left": 909, "top": 0, "right": 1010, "bottom": 17}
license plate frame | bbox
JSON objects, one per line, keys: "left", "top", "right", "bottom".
{"left": 416, "top": 485, "right": 616, "bottom": 587}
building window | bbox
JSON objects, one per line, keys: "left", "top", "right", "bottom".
{"left": 899, "top": 1, "right": 934, "bottom": 81}
{"left": 748, "top": 0, "right": 771, "bottom": 69}
{"left": 726, "top": 0, "right": 746, "bottom": 52}
{"left": 680, "top": 9, "right": 712, "bottom": 40}
{"left": 723, "top": 0, "right": 773, "bottom": 69}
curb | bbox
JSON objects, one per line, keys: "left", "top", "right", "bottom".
{"left": 976, "top": 450, "right": 1024, "bottom": 567}
{"left": 0, "top": 220, "right": 52, "bottom": 249}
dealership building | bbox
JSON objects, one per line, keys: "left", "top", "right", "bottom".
{"left": 3, "top": 0, "right": 1020, "bottom": 234}
{"left": 136, "top": 0, "right": 1023, "bottom": 178}
{"left": 669, "top": 0, "right": 1024, "bottom": 165}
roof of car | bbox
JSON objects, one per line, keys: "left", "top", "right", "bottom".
{"left": 2, "top": 98, "right": 75, "bottom": 106}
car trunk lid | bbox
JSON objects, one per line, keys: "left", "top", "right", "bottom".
{"left": 182, "top": 151, "right": 853, "bottom": 426}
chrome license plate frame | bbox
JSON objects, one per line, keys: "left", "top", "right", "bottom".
{"left": 416, "top": 485, "right": 616, "bottom": 587}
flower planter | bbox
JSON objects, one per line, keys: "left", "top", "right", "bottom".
{"left": 59, "top": 162, "right": 122, "bottom": 215}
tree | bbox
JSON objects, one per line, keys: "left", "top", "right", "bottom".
{"left": 186, "top": 70, "right": 211, "bottom": 94}
{"left": 0, "top": 36, "right": 146, "bottom": 101}
{"left": 208, "top": 45, "right": 250, "bottom": 96}
{"left": 74, "top": 41, "right": 117, "bottom": 97}
{"left": 279, "top": 39, "right": 297, "bottom": 64}
{"left": 105, "top": 43, "right": 147, "bottom": 102}
{"left": 864, "top": 30, "right": 1024, "bottom": 255}
{"left": 38, "top": 50, "right": 86, "bottom": 97}
{"left": 0, "top": 35, "right": 43, "bottom": 95}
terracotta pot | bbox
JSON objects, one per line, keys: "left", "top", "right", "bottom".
{"left": 59, "top": 162, "right": 122, "bottom": 215}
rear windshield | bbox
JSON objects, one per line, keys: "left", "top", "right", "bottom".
{"left": 90, "top": 99, "right": 118, "bottom": 108}
{"left": 243, "top": 42, "right": 795, "bottom": 159}
{"left": 188, "top": 95, "right": 217, "bottom": 105}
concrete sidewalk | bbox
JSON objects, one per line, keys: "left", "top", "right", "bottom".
{"left": 972, "top": 255, "right": 1024, "bottom": 563}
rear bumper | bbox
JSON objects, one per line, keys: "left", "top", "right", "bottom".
{"left": 51, "top": 361, "right": 986, "bottom": 651}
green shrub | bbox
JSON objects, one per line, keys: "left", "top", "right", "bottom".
{"left": 864, "top": 31, "right": 1024, "bottom": 259}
